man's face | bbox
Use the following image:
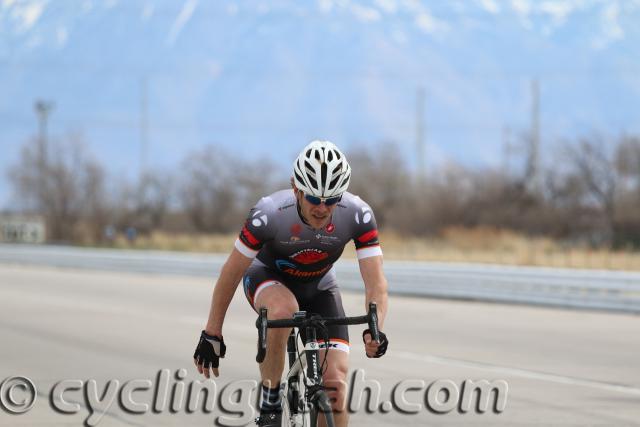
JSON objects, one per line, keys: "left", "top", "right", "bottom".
{"left": 294, "top": 187, "right": 338, "bottom": 229}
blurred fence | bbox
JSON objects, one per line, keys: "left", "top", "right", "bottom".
{"left": 1, "top": 244, "right": 638, "bottom": 314}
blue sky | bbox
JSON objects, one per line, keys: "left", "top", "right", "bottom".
{"left": 1, "top": 0, "right": 640, "bottom": 209}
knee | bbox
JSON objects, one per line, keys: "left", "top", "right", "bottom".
{"left": 266, "top": 300, "right": 299, "bottom": 320}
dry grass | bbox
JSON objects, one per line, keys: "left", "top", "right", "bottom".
{"left": 369, "top": 227, "right": 640, "bottom": 271}
{"left": 93, "top": 227, "right": 640, "bottom": 271}
{"left": 109, "top": 231, "right": 238, "bottom": 253}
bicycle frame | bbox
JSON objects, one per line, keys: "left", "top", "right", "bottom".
{"left": 283, "top": 313, "right": 333, "bottom": 426}
{"left": 255, "top": 302, "right": 380, "bottom": 427}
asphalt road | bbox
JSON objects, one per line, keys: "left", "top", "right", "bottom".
{"left": 1, "top": 264, "right": 639, "bottom": 426}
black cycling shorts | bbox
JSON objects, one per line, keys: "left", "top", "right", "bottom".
{"left": 242, "top": 262, "right": 350, "bottom": 352}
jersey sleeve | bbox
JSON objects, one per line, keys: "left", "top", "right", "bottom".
{"left": 351, "top": 198, "right": 383, "bottom": 260}
{"left": 235, "top": 197, "right": 277, "bottom": 259}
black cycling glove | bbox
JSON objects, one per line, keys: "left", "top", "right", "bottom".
{"left": 362, "top": 329, "right": 389, "bottom": 358}
{"left": 194, "top": 330, "right": 226, "bottom": 369}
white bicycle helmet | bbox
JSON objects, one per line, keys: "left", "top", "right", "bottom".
{"left": 293, "top": 140, "right": 351, "bottom": 197}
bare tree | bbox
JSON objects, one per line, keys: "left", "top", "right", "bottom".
{"left": 81, "top": 161, "right": 110, "bottom": 242}
{"left": 564, "top": 135, "right": 618, "bottom": 245}
{"left": 347, "top": 142, "right": 413, "bottom": 230}
{"left": 8, "top": 134, "right": 107, "bottom": 242}
{"left": 114, "top": 170, "right": 173, "bottom": 233}
{"left": 616, "top": 136, "right": 640, "bottom": 184}
{"left": 417, "top": 162, "right": 473, "bottom": 234}
{"left": 179, "top": 145, "right": 281, "bottom": 233}
{"left": 613, "top": 136, "right": 640, "bottom": 247}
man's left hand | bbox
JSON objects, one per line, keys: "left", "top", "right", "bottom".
{"left": 362, "top": 329, "right": 389, "bottom": 358}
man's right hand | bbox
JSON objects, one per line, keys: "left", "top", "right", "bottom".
{"left": 193, "top": 330, "right": 226, "bottom": 378}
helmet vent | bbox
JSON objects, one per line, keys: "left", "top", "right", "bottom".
{"left": 307, "top": 174, "right": 318, "bottom": 189}
{"left": 320, "top": 163, "right": 328, "bottom": 191}
{"left": 304, "top": 160, "right": 314, "bottom": 173}
{"left": 329, "top": 174, "right": 340, "bottom": 190}
{"left": 342, "top": 171, "right": 350, "bottom": 184}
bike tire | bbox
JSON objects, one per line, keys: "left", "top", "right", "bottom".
{"left": 282, "top": 357, "right": 307, "bottom": 427}
{"left": 309, "top": 390, "right": 335, "bottom": 427}
{"left": 281, "top": 377, "right": 302, "bottom": 427}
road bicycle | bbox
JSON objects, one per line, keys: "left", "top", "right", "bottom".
{"left": 256, "top": 302, "right": 380, "bottom": 427}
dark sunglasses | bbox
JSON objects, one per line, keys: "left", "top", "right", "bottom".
{"left": 304, "top": 193, "right": 342, "bottom": 206}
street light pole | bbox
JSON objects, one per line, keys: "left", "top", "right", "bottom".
{"left": 34, "top": 100, "right": 54, "bottom": 166}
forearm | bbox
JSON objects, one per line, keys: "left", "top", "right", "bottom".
{"left": 359, "top": 255, "right": 389, "bottom": 330}
{"left": 205, "top": 250, "right": 251, "bottom": 336}
{"left": 365, "top": 277, "right": 388, "bottom": 330}
{"left": 205, "top": 277, "right": 239, "bottom": 335}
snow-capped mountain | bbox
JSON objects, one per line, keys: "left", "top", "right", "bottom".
{"left": 1, "top": 0, "right": 639, "bottom": 207}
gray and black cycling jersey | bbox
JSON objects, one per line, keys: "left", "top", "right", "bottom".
{"left": 235, "top": 189, "right": 382, "bottom": 284}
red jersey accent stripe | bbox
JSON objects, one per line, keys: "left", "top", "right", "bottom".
{"left": 356, "top": 243, "right": 380, "bottom": 251}
{"left": 241, "top": 226, "right": 260, "bottom": 246}
{"left": 357, "top": 229, "right": 378, "bottom": 243}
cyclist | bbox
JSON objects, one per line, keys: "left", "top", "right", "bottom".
{"left": 194, "top": 140, "right": 389, "bottom": 427}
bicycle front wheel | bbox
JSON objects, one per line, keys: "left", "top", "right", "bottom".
{"left": 309, "top": 390, "right": 335, "bottom": 427}
{"left": 281, "top": 378, "right": 304, "bottom": 427}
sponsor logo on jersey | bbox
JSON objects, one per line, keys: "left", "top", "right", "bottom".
{"left": 279, "top": 238, "right": 311, "bottom": 245}
{"left": 315, "top": 233, "right": 340, "bottom": 242}
{"left": 318, "top": 340, "right": 350, "bottom": 352}
{"left": 355, "top": 207, "right": 373, "bottom": 225}
{"left": 291, "top": 223, "right": 302, "bottom": 236}
{"left": 275, "top": 259, "right": 297, "bottom": 271}
{"left": 325, "top": 223, "right": 335, "bottom": 234}
{"left": 251, "top": 210, "right": 268, "bottom": 227}
{"left": 278, "top": 203, "right": 295, "bottom": 211}
{"left": 275, "top": 260, "right": 332, "bottom": 279}
{"left": 290, "top": 249, "right": 328, "bottom": 264}
{"left": 323, "top": 343, "right": 340, "bottom": 349}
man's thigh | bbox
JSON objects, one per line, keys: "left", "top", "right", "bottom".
{"left": 300, "top": 287, "right": 350, "bottom": 353}
{"left": 243, "top": 262, "right": 297, "bottom": 313}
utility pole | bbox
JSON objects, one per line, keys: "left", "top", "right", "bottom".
{"left": 35, "top": 100, "right": 54, "bottom": 166}
{"left": 416, "top": 86, "right": 426, "bottom": 180}
{"left": 139, "top": 76, "right": 149, "bottom": 181}
{"left": 528, "top": 79, "right": 541, "bottom": 192}
{"left": 502, "top": 125, "right": 512, "bottom": 175}
{"left": 34, "top": 100, "right": 54, "bottom": 205}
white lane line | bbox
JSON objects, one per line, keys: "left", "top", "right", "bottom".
{"left": 393, "top": 351, "right": 640, "bottom": 396}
